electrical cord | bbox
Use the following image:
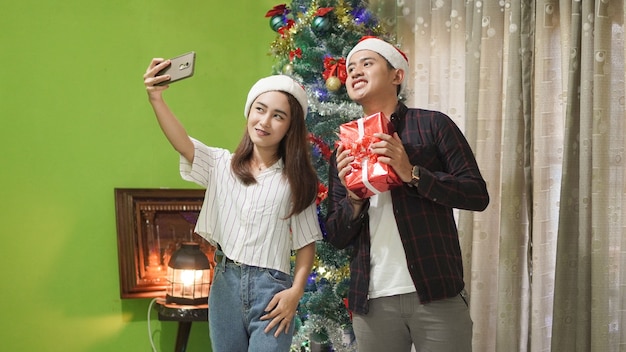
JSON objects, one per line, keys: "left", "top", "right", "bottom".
{"left": 147, "top": 297, "right": 159, "bottom": 352}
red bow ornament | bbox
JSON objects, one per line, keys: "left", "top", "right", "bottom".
{"left": 322, "top": 57, "right": 347, "bottom": 84}
{"left": 289, "top": 48, "right": 302, "bottom": 62}
{"left": 265, "top": 4, "right": 289, "bottom": 17}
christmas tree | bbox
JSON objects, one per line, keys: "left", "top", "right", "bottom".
{"left": 264, "top": 1, "right": 396, "bottom": 350}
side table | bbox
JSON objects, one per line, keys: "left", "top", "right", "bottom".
{"left": 154, "top": 298, "right": 209, "bottom": 352}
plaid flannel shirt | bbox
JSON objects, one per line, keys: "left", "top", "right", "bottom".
{"left": 325, "top": 103, "right": 490, "bottom": 315}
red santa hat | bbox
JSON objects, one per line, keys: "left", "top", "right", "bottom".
{"left": 244, "top": 75, "right": 308, "bottom": 118}
{"left": 346, "top": 36, "right": 409, "bottom": 95}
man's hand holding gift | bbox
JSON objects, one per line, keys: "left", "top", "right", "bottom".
{"left": 337, "top": 112, "right": 406, "bottom": 199}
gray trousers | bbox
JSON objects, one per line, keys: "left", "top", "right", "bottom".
{"left": 352, "top": 292, "right": 473, "bottom": 352}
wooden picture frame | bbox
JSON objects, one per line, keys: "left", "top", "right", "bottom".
{"left": 114, "top": 188, "right": 215, "bottom": 299}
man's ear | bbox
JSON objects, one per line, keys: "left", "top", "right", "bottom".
{"left": 393, "top": 68, "right": 405, "bottom": 87}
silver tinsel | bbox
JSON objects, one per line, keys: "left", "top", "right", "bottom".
{"left": 291, "top": 315, "right": 358, "bottom": 352}
{"left": 282, "top": 71, "right": 363, "bottom": 120}
{"left": 306, "top": 87, "right": 364, "bottom": 119}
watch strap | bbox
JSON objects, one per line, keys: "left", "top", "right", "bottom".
{"left": 409, "top": 165, "right": 420, "bottom": 187}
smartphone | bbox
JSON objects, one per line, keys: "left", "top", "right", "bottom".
{"left": 155, "top": 51, "right": 196, "bottom": 86}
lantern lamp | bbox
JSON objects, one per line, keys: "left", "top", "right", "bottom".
{"left": 165, "top": 242, "right": 211, "bottom": 305}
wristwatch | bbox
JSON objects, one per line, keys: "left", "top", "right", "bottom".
{"left": 408, "top": 165, "right": 420, "bottom": 187}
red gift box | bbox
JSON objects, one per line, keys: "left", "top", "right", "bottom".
{"left": 338, "top": 112, "right": 403, "bottom": 198}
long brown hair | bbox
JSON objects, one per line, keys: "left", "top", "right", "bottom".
{"left": 231, "top": 92, "right": 318, "bottom": 218}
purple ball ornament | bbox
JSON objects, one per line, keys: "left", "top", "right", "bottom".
{"left": 270, "top": 14, "right": 287, "bottom": 32}
{"left": 307, "top": 272, "right": 318, "bottom": 285}
{"left": 351, "top": 7, "right": 372, "bottom": 25}
{"left": 313, "top": 86, "right": 329, "bottom": 102}
{"left": 311, "top": 144, "right": 321, "bottom": 159}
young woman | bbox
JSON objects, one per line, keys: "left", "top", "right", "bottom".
{"left": 143, "top": 59, "right": 322, "bottom": 352}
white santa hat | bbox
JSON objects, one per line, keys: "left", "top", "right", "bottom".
{"left": 244, "top": 75, "right": 308, "bottom": 119}
{"left": 346, "top": 36, "right": 409, "bottom": 95}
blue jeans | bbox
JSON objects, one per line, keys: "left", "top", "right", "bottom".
{"left": 208, "top": 256, "right": 294, "bottom": 352}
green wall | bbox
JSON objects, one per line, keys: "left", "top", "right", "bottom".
{"left": 0, "top": 0, "right": 276, "bottom": 350}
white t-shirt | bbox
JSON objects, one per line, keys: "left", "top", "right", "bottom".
{"left": 179, "top": 138, "right": 322, "bottom": 274}
{"left": 368, "top": 191, "right": 416, "bottom": 298}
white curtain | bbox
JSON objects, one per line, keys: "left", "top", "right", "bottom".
{"left": 395, "top": 1, "right": 626, "bottom": 351}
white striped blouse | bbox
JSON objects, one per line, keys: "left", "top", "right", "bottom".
{"left": 179, "top": 138, "right": 322, "bottom": 274}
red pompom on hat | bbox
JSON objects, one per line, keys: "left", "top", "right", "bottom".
{"left": 346, "top": 36, "right": 409, "bottom": 95}
{"left": 244, "top": 75, "right": 308, "bottom": 119}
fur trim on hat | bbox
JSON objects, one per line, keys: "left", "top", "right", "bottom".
{"left": 244, "top": 75, "right": 308, "bottom": 119}
{"left": 346, "top": 37, "right": 409, "bottom": 95}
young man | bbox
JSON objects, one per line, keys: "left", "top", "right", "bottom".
{"left": 325, "top": 37, "right": 490, "bottom": 352}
